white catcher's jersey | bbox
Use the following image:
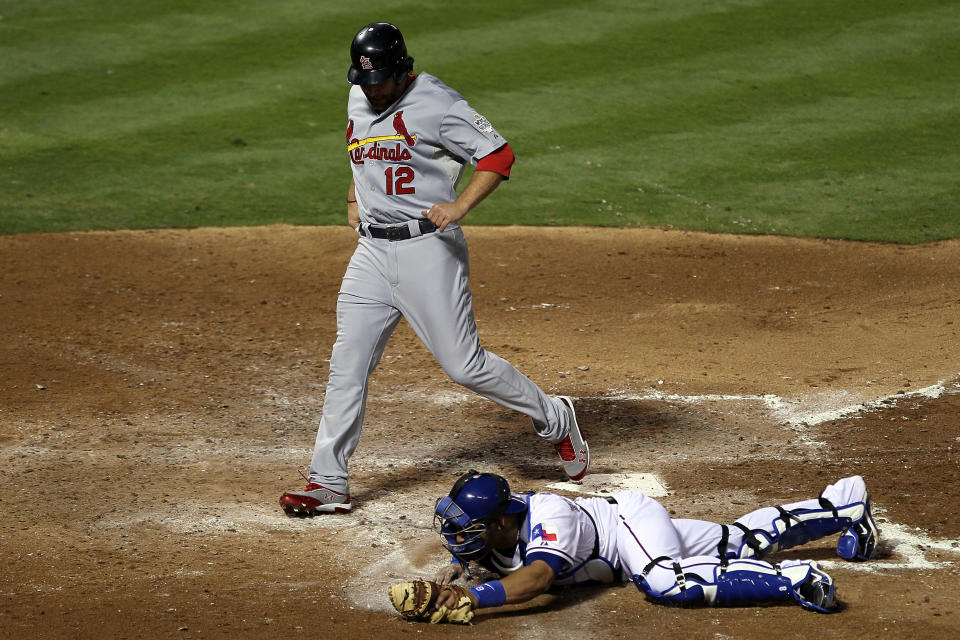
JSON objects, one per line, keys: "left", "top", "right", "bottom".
{"left": 346, "top": 73, "right": 507, "bottom": 226}
{"left": 485, "top": 492, "right": 623, "bottom": 586}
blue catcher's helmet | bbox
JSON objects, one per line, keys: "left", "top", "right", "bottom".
{"left": 434, "top": 470, "right": 528, "bottom": 563}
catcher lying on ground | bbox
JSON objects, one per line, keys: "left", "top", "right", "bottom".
{"left": 388, "top": 470, "right": 880, "bottom": 623}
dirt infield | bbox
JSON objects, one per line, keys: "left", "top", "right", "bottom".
{"left": 2, "top": 226, "right": 958, "bottom": 639}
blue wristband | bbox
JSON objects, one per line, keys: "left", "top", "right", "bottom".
{"left": 470, "top": 580, "right": 506, "bottom": 608}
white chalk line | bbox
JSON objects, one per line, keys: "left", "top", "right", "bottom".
{"left": 607, "top": 376, "right": 958, "bottom": 428}
{"left": 820, "top": 515, "right": 959, "bottom": 573}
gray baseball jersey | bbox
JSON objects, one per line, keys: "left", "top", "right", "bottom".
{"left": 346, "top": 73, "right": 506, "bottom": 226}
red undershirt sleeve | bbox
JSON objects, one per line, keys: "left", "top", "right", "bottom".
{"left": 476, "top": 143, "right": 515, "bottom": 179}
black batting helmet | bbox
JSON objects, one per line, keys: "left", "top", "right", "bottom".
{"left": 347, "top": 22, "right": 414, "bottom": 85}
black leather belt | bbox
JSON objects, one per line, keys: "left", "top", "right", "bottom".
{"left": 359, "top": 219, "right": 438, "bottom": 241}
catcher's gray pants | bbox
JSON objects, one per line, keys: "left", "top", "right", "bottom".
{"left": 308, "top": 228, "right": 569, "bottom": 493}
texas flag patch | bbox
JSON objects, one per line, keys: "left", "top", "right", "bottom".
{"left": 532, "top": 523, "right": 559, "bottom": 543}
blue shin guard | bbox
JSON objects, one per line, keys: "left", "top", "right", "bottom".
{"left": 633, "top": 558, "right": 837, "bottom": 613}
{"left": 716, "top": 559, "right": 838, "bottom": 613}
{"left": 715, "top": 563, "right": 792, "bottom": 606}
{"left": 729, "top": 491, "right": 876, "bottom": 560}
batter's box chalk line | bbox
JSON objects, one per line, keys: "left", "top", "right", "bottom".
{"left": 607, "top": 375, "right": 958, "bottom": 429}
{"left": 819, "top": 511, "right": 960, "bottom": 573}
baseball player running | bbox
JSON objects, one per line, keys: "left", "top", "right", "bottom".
{"left": 388, "top": 471, "right": 880, "bottom": 623}
{"left": 280, "top": 23, "right": 588, "bottom": 516}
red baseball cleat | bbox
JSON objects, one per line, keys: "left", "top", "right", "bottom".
{"left": 280, "top": 482, "right": 352, "bottom": 516}
{"left": 554, "top": 396, "right": 589, "bottom": 481}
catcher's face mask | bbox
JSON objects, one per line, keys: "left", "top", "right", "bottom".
{"left": 433, "top": 470, "right": 527, "bottom": 563}
{"left": 433, "top": 495, "right": 490, "bottom": 562}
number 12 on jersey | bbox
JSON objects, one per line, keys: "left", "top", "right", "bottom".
{"left": 385, "top": 167, "right": 415, "bottom": 195}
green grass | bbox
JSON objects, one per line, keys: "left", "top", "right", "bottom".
{"left": 2, "top": 0, "right": 958, "bottom": 241}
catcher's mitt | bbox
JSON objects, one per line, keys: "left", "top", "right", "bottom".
{"left": 388, "top": 580, "right": 475, "bottom": 625}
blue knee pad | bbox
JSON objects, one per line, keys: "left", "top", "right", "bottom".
{"left": 632, "top": 573, "right": 706, "bottom": 607}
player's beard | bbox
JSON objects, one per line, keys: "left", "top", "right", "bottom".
{"left": 368, "top": 96, "right": 394, "bottom": 113}
{"left": 364, "top": 77, "right": 409, "bottom": 113}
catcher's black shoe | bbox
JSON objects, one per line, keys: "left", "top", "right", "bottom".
{"left": 280, "top": 482, "right": 352, "bottom": 516}
{"left": 793, "top": 564, "right": 838, "bottom": 613}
